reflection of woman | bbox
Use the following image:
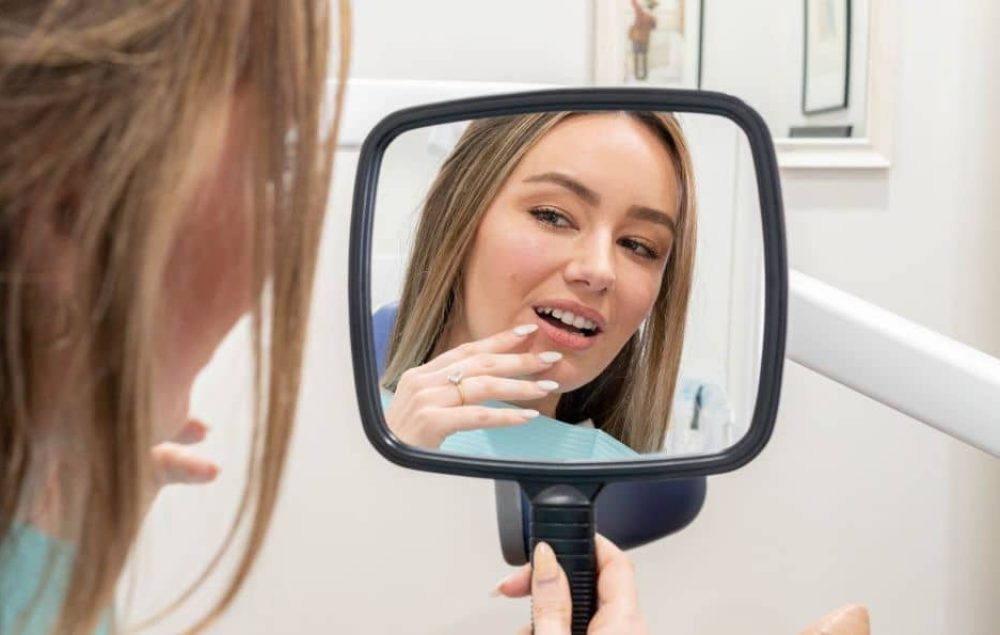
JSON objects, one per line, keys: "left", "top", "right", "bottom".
{"left": 628, "top": 0, "right": 658, "bottom": 80}
{"left": 383, "top": 111, "right": 696, "bottom": 453}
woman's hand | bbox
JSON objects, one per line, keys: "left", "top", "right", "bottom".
{"left": 496, "top": 534, "right": 649, "bottom": 635}
{"left": 385, "top": 323, "right": 563, "bottom": 449}
{"left": 798, "top": 605, "right": 870, "bottom": 635}
{"left": 146, "top": 417, "right": 219, "bottom": 508}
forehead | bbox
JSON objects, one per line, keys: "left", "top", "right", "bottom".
{"left": 508, "top": 113, "right": 679, "bottom": 207}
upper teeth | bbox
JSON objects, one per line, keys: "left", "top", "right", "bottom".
{"left": 536, "top": 307, "right": 598, "bottom": 332}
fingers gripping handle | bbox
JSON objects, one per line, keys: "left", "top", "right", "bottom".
{"left": 527, "top": 483, "right": 601, "bottom": 635}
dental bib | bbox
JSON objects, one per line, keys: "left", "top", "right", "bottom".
{"left": 380, "top": 389, "right": 639, "bottom": 461}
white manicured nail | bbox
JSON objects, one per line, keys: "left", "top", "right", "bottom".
{"left": 536, "top": 380, "right": 559, "bottom": 391}
{"left": 513, "top": 324, "right": 539, "bottom": 336}
{"left": 519, "top": 409, "right": 540, "bottom": 419}
{"left": 538, "top": 351, "right": 562, "bottom": 364}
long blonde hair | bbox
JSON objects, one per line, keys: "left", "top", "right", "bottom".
{"left": 383, "top": 112, "right": 697, "bottom": 453}
{"left": 0, "top": 2, "right": 350, "bottom": 633}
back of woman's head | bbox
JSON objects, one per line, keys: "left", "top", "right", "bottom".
{"left": 0, "top": 2, "right": 349, "bottom": 632}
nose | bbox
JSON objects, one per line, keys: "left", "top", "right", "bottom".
{"left": 563, "top": 233, "right": 616, "bottom": 293}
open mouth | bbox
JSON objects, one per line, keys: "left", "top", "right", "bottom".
{"left": 533, "top": 306, "right": 602, "bottom": 338}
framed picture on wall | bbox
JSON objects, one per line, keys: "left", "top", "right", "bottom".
{"left": 802, "top": 0, "right": 852, "bottom": 114}
{"left": 593, "top": 0, "right": 704, "bottom": 88}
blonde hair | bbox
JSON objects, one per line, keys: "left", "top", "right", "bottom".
{"left": 0, "top": 1, "right": 350, "bottom": 633}
{"left": 383, "top": 112, "right": 697, "bottom": 453}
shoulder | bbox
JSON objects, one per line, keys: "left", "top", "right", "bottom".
{"left": 1, "top": 523, "right": 111, "bottom": 635}
{"left": 1, "top": 522, "right": 68, "bottom": 633}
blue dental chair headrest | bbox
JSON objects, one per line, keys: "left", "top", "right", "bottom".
{"left": 372, "top": 302, "right": 706, "bottom": 564}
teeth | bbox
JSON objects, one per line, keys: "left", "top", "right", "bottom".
{"left": 555, "top": 310, "right": 596, "bottom": 331}
{"left": 535, "top": 306, "right": 599, "bottom": 332}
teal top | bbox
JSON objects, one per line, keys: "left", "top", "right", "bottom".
{"left": 0, "top": 522, "right": 111, "bottom": 635}
{"left": 380, "top": 389, "right": 640, "bottom": 461}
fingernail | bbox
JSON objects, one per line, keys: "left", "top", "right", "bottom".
{"left": 536, "top": 380, "right": 559, "bottom": 391}
{"left": 489, "top": 575, "right": 510, "bottom": 598}
{"left": 190, "top": 464, "right": 220, "bottom": 483}
{"left": 513, "top": 324, "right": 538, "bottom": 336}
{"left": 537, "top": 351, "right": 562, "bottom": 364}
{"left": 533, "top": 542, "right": 559, "bottom": 584}
{"left": 519, "top": 409, "right": 540, "bottom": 419}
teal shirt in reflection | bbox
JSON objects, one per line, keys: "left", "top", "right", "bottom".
{"left": 0, "top": 522, "right": 112, "bottom": 635}
{"left": 380, "top": 389, "right": 639, "bottom": 461}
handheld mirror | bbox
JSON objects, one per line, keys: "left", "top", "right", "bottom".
{"left": 349, "top": 89, "right": 787, "bottom": 633}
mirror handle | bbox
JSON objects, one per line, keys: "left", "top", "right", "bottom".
{"left": 523, "top": 482, "right": 604, "bottom": 635}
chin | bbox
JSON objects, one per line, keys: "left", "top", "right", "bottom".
{"left": 552, "top": 368, "right": 602, "bottom": 395}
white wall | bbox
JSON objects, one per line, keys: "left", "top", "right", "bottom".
{"left": 127, "top": 1, "right": 1000, "bottom": 633}
{"left": 701, "top": 0, "right": 869, "bottom": 138}
{"left": 350, "top": 0, "right": 593, "bottom": 85}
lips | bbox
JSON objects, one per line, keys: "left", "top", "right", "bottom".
{"left": 531, "top": 299, "right": 607, "bottom": 332}
{"left": 531, "top": 299, "right": 607, "bottom": 351}
{"left": 534, "top": 306, "right": 599, "bottom": 334}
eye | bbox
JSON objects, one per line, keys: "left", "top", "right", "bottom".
{"left": 618, "top": 237, "right": 661, "bottom": 261}
{"left": 529, "top": 206, "right": 575, "bottom": 229}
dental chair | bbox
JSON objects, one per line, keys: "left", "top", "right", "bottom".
{"left": 373, "top": 303, "right": 707, "bottom": 564}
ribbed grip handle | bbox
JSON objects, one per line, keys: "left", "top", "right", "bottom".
{"left": 529, "top": 486, "right": 597, "bottom": 635}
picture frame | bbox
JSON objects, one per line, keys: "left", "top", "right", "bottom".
{"left": 593, "top": 0, "right": 704, "bottom": 89}
{"left": 802, "top": 0, "right": 852, "bottom": 114}
{"left": 591, "top": 0, "right": 893, "bottom": 170}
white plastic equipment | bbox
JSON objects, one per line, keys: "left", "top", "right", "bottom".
{"left": 787, "top": 270, "right": 1000, "bottom": 457}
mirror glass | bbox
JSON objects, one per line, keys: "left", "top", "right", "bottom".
{"left": 369, "top": 110, "right": 765, "bottom": 462}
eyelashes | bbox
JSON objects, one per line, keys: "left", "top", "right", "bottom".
{"left": 619, "top": 237, "right": 660, "bottom": 260}
{"left": 529, "top": 206, "right": 574, "bottom": 229}
{"left": 528, "top": 206, "right": 664, "bottom": 261}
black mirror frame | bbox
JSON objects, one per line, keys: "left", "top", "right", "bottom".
{"left": 349, "top": 88, "right": 787, "bottom": 483}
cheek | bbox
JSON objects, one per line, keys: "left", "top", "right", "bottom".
{"left": 463, "top": 219, "right": 562, "bottom": 333}
{"left": 160, "top": 147, "right": 253, "bottom": 368}
{"left": 472, "top": 217, "right": 556, "bottom": 286}
{"left": 617, "top": 267, "right": 664, "bottom": 332}
{"left": 504, "top": 231, "right": 553, "bottom": 283}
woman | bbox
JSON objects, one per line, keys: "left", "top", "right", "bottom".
{"left": 0, "top": 2, "right": 648, "bottom": 634}
{"left": 0, "top": 1, "right": 345, "bottom": 632}
{"left": 383, "top": 111, "right": 697, "bottom": 454}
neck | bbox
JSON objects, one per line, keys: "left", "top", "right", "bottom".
{"left": 18, "top": 427, "right": 77, "bottom": 539}
{"left": 15, "top": 340, "right": 83, "bottom": 539}
{"left": 15, "top": 340, "right": 195, "bottom": 540}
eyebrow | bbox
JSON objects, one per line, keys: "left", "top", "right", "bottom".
{"left": 523, "top": 171, "right": 677, "bottom": 233}
{"left": 524, "top": 172, "right": 600, "bottom": 206}
{"left": 627, "top": 205, "right": 677, "bottom": 234}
